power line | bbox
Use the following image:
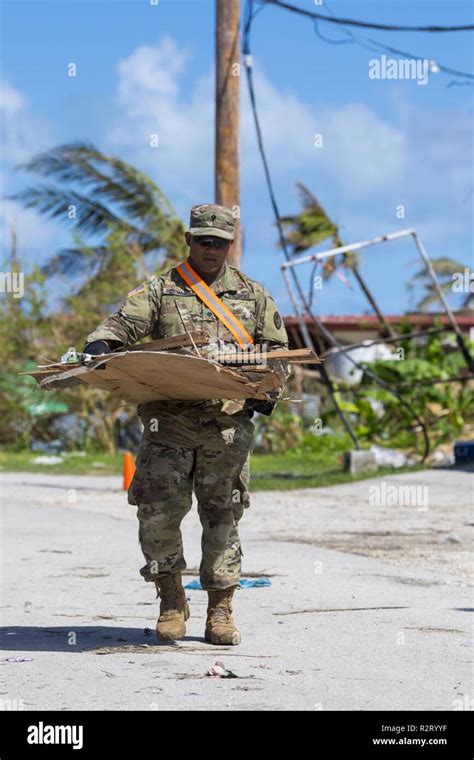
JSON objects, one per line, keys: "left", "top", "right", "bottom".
{"left": 242, "top": 0, "right": 431, "bottom": 460}
{"left": 256, "top": 0, "right": 474, "bottom": 32}
{"left": 313, "top": 2, "right": 474, "bottom": 83}
{"left": 242, "top": 0, "right": 360, "bottom": 447}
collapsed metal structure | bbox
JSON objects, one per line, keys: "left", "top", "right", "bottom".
{"left": 242, "top": 8, "right": 473, "bottom": 463}
{"left": 280, "top": 228, "right": 474, "bottom": 461}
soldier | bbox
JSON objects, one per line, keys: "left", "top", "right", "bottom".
{"left": 84, "top": 204, "right": 290, "bottom": 646}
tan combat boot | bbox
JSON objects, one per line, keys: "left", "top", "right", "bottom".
{"left": 205, "top": 586, "right": 241, "bottom": 645}
{"left": 154, "top": 572, "right": 190, "bottom": 641}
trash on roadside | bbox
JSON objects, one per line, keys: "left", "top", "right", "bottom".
{"left": 30, "top": 438, "right": 64, "bottom": 454}
{"left": 184, "top": 579, "right": 203, "bottom": 590}
{"left": 31, "top": 455, "right": 64, "bottom": 465}
{"left": 239, "top": 577, "right": 271, "bottom": 588}
{"left": 441, "top": 531, "right": 461, "bottom": 544}
{"left": 185, "top": 577, "right": 271, "bottom": 590}
{"left": 429, "top": 447, "right": 455, "bottom": 467}
{"left": 3, "top": 657, "right": 33, "bottom": 663}
{"left": 206, "top": 661, "right": 238, "bottom": 679}
{"left": 370, "top": 444, "right": 415, "bottom": 468}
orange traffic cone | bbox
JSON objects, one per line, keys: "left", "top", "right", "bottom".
{"left": 123, "top": 451, "right": 135, "bottom": 490}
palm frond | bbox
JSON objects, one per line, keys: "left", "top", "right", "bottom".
{"left": 16, "top": 142, "right": 177, "bottom": 228}
{"left": 10, "top": 184, "right": 130, "bottom": 236}
{"left": 412, "top": 257, "right": 468, "bottom": 281}
{"left": 416, "top": 281, "right": 452, "bottom": 310}
{"left": 42, "top": 246, "right": 111, "bottom": 277}
{"left": 279, "top": 182, "right": 342, "bottom": 256}
{"left": 14, "top": 142, "right": 187, "bottom": 254}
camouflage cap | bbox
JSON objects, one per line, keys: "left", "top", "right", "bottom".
{"left": 189, "top": 203, "right": 235, "bottom": 241}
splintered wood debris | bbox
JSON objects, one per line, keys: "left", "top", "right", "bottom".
{"left": 26, "top": 331, "right": 320, "bottom": 406}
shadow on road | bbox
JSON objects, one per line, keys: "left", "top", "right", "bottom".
{"left": 0, "top": 626, "right": 204, "bottom": 652}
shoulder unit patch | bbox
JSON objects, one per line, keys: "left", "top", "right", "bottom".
{"left": 127, "top": 285, "right": 145, "bottom": 298}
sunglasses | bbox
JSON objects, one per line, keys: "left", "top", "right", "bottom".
{"left": 194, "top": 236, "right": 229, "bottom": 250}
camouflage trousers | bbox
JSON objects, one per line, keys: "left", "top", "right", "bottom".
{"left": 127, "top": 404, "right": 255, "bottom": 590}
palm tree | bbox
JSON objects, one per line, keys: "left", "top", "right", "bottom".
{"left": 279, "top": 182, "right": 396, "bottom": 337}
{"left": 11, "top": 141, "right": 187, "bottom": 277}
{"left": 410, "top": 257, "right": 471, "bottom": 311}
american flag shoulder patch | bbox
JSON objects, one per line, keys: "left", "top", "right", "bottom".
{"left": 127, "top": 284, "right": 145, "bottom": 298}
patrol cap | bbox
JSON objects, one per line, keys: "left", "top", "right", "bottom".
{"left": 189, "top": 203, "right": 235, "bottom": 241}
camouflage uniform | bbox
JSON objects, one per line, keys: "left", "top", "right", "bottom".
{"left": 86, "top": 210, "right": 289, "bottom": 590}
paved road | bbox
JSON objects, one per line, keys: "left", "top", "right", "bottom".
{"left": 0, "top": 469, "right": 472, "bottom": 711}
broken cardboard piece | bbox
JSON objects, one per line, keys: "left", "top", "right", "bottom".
{"left": 27, "top": 329, "right": 320, "bottom": 406}
{"left": 28, "top": 349, "right": 286, "bottom": 405}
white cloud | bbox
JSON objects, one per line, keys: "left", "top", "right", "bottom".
{"left": 0, "top": 78, "right": 53, "bottom": 167}
{"left": 315, "top": 102, "right": 407, "bottom": 191}
{"left": 116, "top": 35, "right": 191, "bottom": 107}
{"left": 105, "top": 35, "right": 473, "bottom": 302}
{"left": 108, "top": 37, "right": 409, "bottom": 206}
{"left": 0, "top": 78, "right": 28, "bottom": 116}
{"left": 240, "top": 71, "right": 317, "bottom": 174}
{"left": 0, "top": 79, "right": 57, "bottom": 262}
{"left": 108, "top": 36, "right": 213, "bottom": 203}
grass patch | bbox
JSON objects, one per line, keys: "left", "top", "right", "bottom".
{"left": 0, "top": 448, "right": 424, "bottom": 490}
{"left": 0, "top": 450, "right": 122, "bottom": 476}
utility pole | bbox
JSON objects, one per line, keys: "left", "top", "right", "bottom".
{"left": 215, "top": 0, "right": 241, "bottom": 267}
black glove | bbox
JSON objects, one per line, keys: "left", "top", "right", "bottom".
{"left": 83, "top": 340, "right": 113, "bottom": 356}
{"left": 246, "top": 399, "right": 276, "bottom": 416}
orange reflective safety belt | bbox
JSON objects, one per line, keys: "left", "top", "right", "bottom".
{"left": 176, "top": 261, "right": 254, "bottom": 349}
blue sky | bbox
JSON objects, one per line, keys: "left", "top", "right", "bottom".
{"left": 1, "top": 0, "right": 473, "bottom": 316}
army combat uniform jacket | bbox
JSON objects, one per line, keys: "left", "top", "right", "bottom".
{"left": 86, "top": 262, "right": 290, "bottom": 418}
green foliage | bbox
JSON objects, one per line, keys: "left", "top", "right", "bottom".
{"left": 279, "top": 182, "right": 346, "bottom": 280}
{"left": 2, "top": 144, "right": 189, "bottom": 452}
{"left": 12, "top": 142, "right": 188, "bottom": 277}
{"left": 345, "top": 330, "right": 474, "bottom": 452}
{"left": 409, "top": 257, "right": 470, "bottom": 311}
{"left": 254, "top": 407, "right": 304, "bottom": 455}
{"left": 0, "top": 360, "right": 67, "bottom": 449}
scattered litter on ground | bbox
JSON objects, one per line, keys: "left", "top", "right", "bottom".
{"left": 185, "top": 577, "right": 271, "bottom": 590}
{"left": 184, "top": 568, "right": 282, "bottom": 578}
{"left": 31, "top": 455, "right": 64, "bottom": 465}
{"left": 430, "top": 447, "right": 455, "bottom": 467}
{"left": 206, "top": 661, "right": 238, "bottom": 679}
{"left": 370, "top": 445, "right": 415, "bottom": 468}
{"left": 30, "top": 439, "right": 63, "bottom": 454}
{"left": 240, "top": 577, "right": 271, "bottom": 588}
{"left": 3, "top": 657, "right": 33, "bottom": 663}
{"left": 183, "top": 579, "right": 202, "bottom": 590}
{"left": 442, "top": 531, "right": 461, "bottom": 544}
